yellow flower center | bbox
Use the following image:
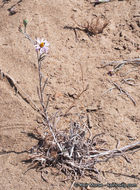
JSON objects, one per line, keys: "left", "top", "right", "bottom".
{"left": 40, "top": 42, "right": 45, "bottom": 48}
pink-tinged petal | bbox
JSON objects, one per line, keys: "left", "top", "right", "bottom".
{"left": 35, "top": 45, "right": 40, "bottom": 50}
{"left": 45, "top": 46, "right": 49, "bottom": 51}
{"left": 45, "top": 42, "right": 50, "bottom": 47}
{"left": 40, "top": 48, "right": 44, "bottom": 54}
{"left": 36, "top": 48, "right": 40, "bottom": 51}
{"left": 40, "top": 47, "right": 48, "bottom": 54}
{"left": 43, "top": 47, "right": 47, "bottom": 53}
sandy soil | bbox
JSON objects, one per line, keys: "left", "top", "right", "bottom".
{"left": 0, "top": 0, "right": 140, "bottom": 189}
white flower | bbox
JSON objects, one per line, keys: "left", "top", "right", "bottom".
{"left": 35, "top": 38, "right": 49, "bottom": 54}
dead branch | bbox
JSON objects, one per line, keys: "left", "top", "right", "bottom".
{"left": 121, "top": 78, "right": 137, "bottom": 86}
{"left": 99, "top": 58, "right": 140, "bottom": 75}
{"left": 0, "top": 69, "right": 41, "bottom": 113}
{"left": 105, "top": 171, "right": 140, "bottom": 180}
{"left": 100, "top": 58, "right": 140, "bottom": 68}
{"left": 103, "top": 81, "right": 136, "bottom": 106}
{"left": 112, "top": 82, "right": 136, "bottom": 106}
{"left": 90, "top": 141, "right": 140, "bottom": 160}
{"left": 63, "top": 84, "right": 89, "bottom": 116}
{"left": 7, "top": 0, "right": 22, "bottom": 15}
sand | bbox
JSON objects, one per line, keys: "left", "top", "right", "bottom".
{"left": 0, "top": 0, "right": 140, "bottom": 189}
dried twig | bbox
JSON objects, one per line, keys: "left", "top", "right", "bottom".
{"left": 100, "top": 58, "right": 140, "bottom": 68}
{"left": 7, "top": 0, "right": 22, "bottom": 15}
{"left": 100, "top": 58, "right": 140, "bottom": 74}
{"left": 112, "top": 82, "right": 136, "bottom": 106}
{"left": 121, "top": 78, "right": 137, "bottom": 86}
{"left": 120, "top": 68, "right": 138, "bottom": 77}
{"left": 93, "top": 0, "right": 111, "bottom": 7}
{"left": 78, "top": 62, "right": 84, "bottom": 89}
{"left": 0, "top": 69, "right": 41, "bottom": 113}
{"left": 90, "top": 141, "right": 140, "bottom": 160}
{"left": 64, "top": 84, "right": 89, "bottom": 116}
{"left": 104, "top": 81, "right": 136, "bottom": 106}
{"left": 101, "top": 58, "right": 139, "bottom": 106}
{"left": 105, "top": 171, "right": 140, "bottom": 180}
{"left": 69, "top": 180, "right": 75, "bottom": 190}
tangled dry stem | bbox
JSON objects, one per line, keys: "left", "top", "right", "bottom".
{"left": 64, "top": 16, "right": 108, "bottom": 41}
{"left": 101, "top": 58, "right": 140, "bottom": 106}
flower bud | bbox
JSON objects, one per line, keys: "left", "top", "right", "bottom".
{"left": 23, "top": 19, "right": 28, "bottom": 27}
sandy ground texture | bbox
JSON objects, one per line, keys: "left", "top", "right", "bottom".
{"left": 0, "top": 0, "right": 140, "bottom": 189}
